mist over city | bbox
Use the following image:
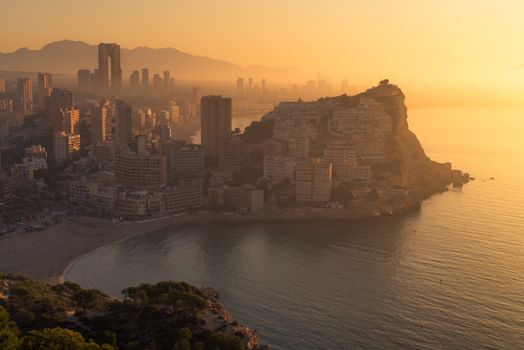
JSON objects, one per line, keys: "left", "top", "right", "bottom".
{"left": 0, "top": 1, "right": 523, "bottom": 350}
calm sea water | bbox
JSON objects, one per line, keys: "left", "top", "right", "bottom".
{"left": 67, "top": 107, "right": 524, "bottom": 349}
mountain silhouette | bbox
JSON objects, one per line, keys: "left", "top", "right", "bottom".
{"left": 0, "top": 40, "right": 297, "bottom": 81}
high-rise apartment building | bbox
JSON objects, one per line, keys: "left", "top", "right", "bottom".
{"left": 115, "top": 151, "right": 167, "bottom": 188}
{"left": 53, "top": 132, "right": 80, "bottom": 164}
{"left": 161, "top": 187, "right": 203, "bottom": 215}
{"left": 129, "top": 70, "right": 140, "bottom": 92}
{"left": 288, "top": 137, "right": 311, "bottom": 159}
{"left": 169, "top": 101, "right": 182, "bottom": 123}
{"left": 295, "top": 158, "right": 332, "bottom": 202}
{"left": 16, "top": 78, "right": 33, "bottom": 116}
{"left": 142, "top": 68, "right": 149, "bottom": 90}
{"left": 191, "top": 87, "right": 202, "bottom": 118}
{"left": 115, "top": 99, "right": 133, "bottom": 146}
{"left": 77, "top": 69, "right": 91, "bottom": 93}
{"left": 200, "top": 95, "right": 232, "bottom": 164}
{"left": 91, "top": 70, "right": 99, "bottom": 92}
{"left": 47, "top": 89, "right": 74, "bottom": 132}
{"left": 163, "top": 71, "right": 170, "bottom": 94}
{"left": 152, "top": 74, "right": 162, "bottom": 94}
{"left": 236, "top": 78, "right": 244, "bottom": 98}
{"left": 98, "top": 43, "right": 122, "bottom": 95}
{"left": 63, "top": 108, "right": 80, "bottom": 134}
{"left": 263, "top": 155, "right": 296, "bottom": 184}
{"left": 37, "top": 73, "right": 52, "bottom": 111}
{"left": 169, "top": 145, "right": 204, "bottom": 185}
{"left": 91, "top": 104, "right": 108, "bottom": 145}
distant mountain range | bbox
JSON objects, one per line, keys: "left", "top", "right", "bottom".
{"left": 0, "top": 40, "right": 299, "bottom": 81}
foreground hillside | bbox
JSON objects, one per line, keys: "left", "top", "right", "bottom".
{"left": 0, "top": 274, "right": 267, "bottom": 350}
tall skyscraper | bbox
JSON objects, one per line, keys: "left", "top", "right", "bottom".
{"left": 53, "top": 132, "right": 80, "bottom": 164}
{"left": 47, "top": 89, "right": 74, "bottom": 132}
{"left": 152, "top": 74, "right": 162, "bottom": 94}
{"left": 98, "top": 43, "right": 122, "bottom": 95}
{"left": 170, "top": 145, "right": 204, "bottom": 185}
{"left": 129, "top": 70, "right": 140, "bottom": 92}
{"left": 91, "top": 70, "right": 99, "bottom": 92}
{"left": 77, "top": 69, "right": 91, "bottom": 93}
{"left": 200, "top": 95, "right": 232, "bottom": 164}
{"left": 91, "top": 104, "right": 107, "bottom": 145}
{"left": 169, "top": 101, "right": 182, "bottom": 123}
{"left": 168, "top": 77, "right": 176, "bottom": 92}
{"left": 142, "top": 68, "right": 149, "bottom": 91}
{"left": 163, "top": 71, "right": 170, "bottom": 94}
{"left": 16, "top": 78, "right": 33, "bottom": 116}
{"left": 63, "top": 108, "right": 80, "bottom": 134}
{"left": 0, "top": 79, "right": 5, "bottom": 93}
{"left": 37, "top": 73, "right": 52, "bottom": 112}
{"left": 191, "top": 86, "right": 202, "bottom": 118}
{"left": 236, "top": 78, "right": 244, "bottom": 98}
{"left": 115, "top": 99, "right": 133, "bottom": 146}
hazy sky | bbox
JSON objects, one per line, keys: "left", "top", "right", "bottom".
{"left": 4, "top": 0, "right": 524, "bottom": 104}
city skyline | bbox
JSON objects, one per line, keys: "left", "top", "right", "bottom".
{"left": 2, "top": 1, "right": 524, "bottom": 108}
{"left": 0, "top": 3, "right": 523, "bottom": 350}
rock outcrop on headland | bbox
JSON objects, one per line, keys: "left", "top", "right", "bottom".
{"left": 331, "top": 82, "right": 466, "bottom": 196}
{"left": 313, "top": 80, "right": 468, "bottom": 197}
{"left": 263, "top": 82, "right": 467, "bottom": 198}
{"left": 0, "top": 274, "right": 268, "bottom": 350}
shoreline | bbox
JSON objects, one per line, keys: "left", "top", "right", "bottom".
{"left": 0, "top": 212, "right": 249, "bottom": 285}
{"left": 0, "top": 198, "right": 426, "bottom": 286}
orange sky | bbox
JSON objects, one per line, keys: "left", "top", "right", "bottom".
{"left": 4, "top": 0, "right": 524, "bottom": 105}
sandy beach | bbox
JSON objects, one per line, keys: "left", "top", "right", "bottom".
{"left": 0, "top": 199, "right": 421, "bottom": 285}
{"left": 0, "top": 213, "right": 246, "bottom": 284}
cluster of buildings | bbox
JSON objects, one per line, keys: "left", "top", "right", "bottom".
{"left": 77, "top": 43, "right": 122, "bottom": 96}
{"left": 0, "top": 72, "right": 83, "bottom": 165}
{"left": 77, "top": 43, "right": 176, "bottom": 98}
{"left": 258, "top": 96, "right": 395, "bottom": 203}
{"left": 0, "top": 42, "right": 267, "bottom": 225}
{"left": 233, "top": 76, "right": 352, "bottom": 114}
{"left": 198, "top": 90, "right": 396, "bottom": 206}
{"left": 0, "top": 40, "right": 405, "bottom": 227}
{"left": 0, "top": 75, "right": 52, "bottom": 140}
{"left": 234, "top": 77, "right": 274, "bottom": 112}
{"left": 66, "top": 93, "right": 264, "bottom": 218}
{"left": 78, "top": 43, "right": 202, "bottom": 125}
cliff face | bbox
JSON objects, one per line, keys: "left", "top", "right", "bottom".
{"left": 324, "top": 83, "right": 465, "bottom": 195}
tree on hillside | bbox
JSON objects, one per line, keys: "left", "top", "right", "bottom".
{"left": 21, "top": 327, "right": 114, "bottom": 350}
{"left": 0, "top": 306, "right": 21, "bottom": 350}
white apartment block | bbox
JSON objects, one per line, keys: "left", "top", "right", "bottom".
{"left": 263, "top": 155, "right": 296, "bottom": 183}
{"left": 334, "top": 162, "right": 371, "bottom": 184}
{"left": 327, "top": 97, "right": 393, "bottom": 161}
{"left": 288, "top": 137, "right": 310, "bottom": 159}
{"left": 295, "top": 158, "right": 332, "bottom": 202}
